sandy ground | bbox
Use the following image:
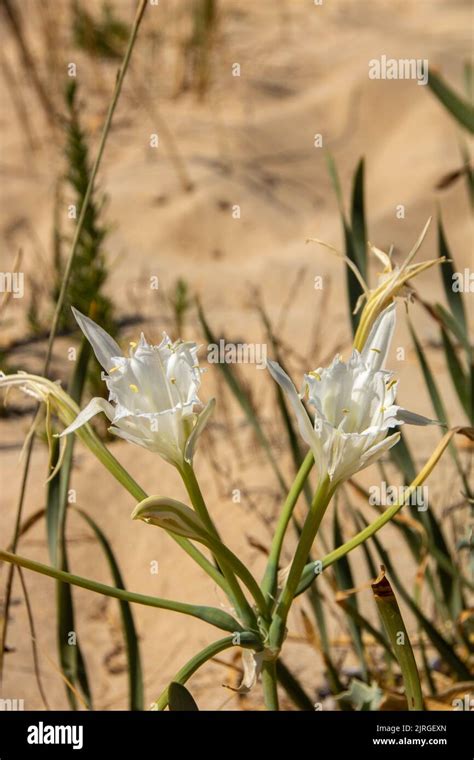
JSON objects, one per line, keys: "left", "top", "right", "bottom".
{"left": 0, "top": 0, "right": 472, "bottom": 710}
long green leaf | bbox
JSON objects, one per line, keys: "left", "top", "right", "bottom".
{"left": 437, "top": 216, "right": 467, "bottom": 336}
{"left": 409, "top": 321, "right": 447, "bottom": 423}
{"left": 0, "top": 549, "right": 245, "bottom": 634}
{"left": 73, "top": 508, "right": 143, "bottom": 710}
{"left": 440, "top": 327, "right": 470, "bottom": 419}
{"left": 409, "top": 318, "right": 470, "bottom": 503}
{"left": 371, "top": 570, "right": 424, "bottom": 710}
{"left": 326, "top": 154, "right": 365, "bottom": 335}
{"left": 368, "top": 529, "right": 471, "bottom": 680}
{"left": 428, "top": 70, "right": 474, "bottom": 133}
{"left": 46, "top": 338, "right": 92, "bottom": 709}
{"left": 275, "top": 659, "right": 314, "bottom": 711}
{"left": 350, "top": 158, "right": 367, "bottom": 280}
{"left": 435, "top": 303, "right": 471, "bottom": 355}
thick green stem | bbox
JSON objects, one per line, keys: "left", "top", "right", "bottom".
{"left": 262, "top": 660, "right": 279, "bottom": 710}
{"left": 295, "top": 428, "right": 463, "bottom": 597}
{"left": 261, "top": 451, "right": 314, "bottom": 602}
{"left": 268, "top": 476, "right": 334, "bottom": 652}
{"left": 179, "top": 462, "right": 259, "bottom": 629}
{"left": 152, "top": 632, "right": 261, "bottom": 710}
{"left": 202, "top": 535, "right": 270, "bottom": 619}
{"left": 0, "top": 549, "right": 242, "bottom": 634}
{"left": 178, "top": 461, "right": 221, "bottom": 538}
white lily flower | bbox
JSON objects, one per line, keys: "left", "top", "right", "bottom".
{"left": 60, "top": 308, "right": 214, "bottom": 467}
{"left": 268, "top": 304, "right": 436, "bottom": 485}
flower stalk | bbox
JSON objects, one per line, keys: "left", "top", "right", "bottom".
{"left": 261, "top": 450, "right": 314, "bottom": 604}
{"left": 268, "top": 476, "right": 334, "bottom": 653}
{"left": 261, "top": 660, "right": 279, "bottom": 710}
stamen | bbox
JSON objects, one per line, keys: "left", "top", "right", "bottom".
{"left": 109, "top": 366, "right": 120, "bottom": 373}
{"left": 386, "top": 378, "right": 397, "bottom": 390}
{"left": 129, "top": 384, "right": 139, "bottom": 393}
{"left": 129, "top": 341, "right": 137, "bottom": 349}
{"left": 370, "top": 347, "right": 381, "bottom": 353}
{"left": 342, "top": 408, "right": 350, "bottom": 414}
{"left": 308, "top": 371, "right": 321, "bottom": 381}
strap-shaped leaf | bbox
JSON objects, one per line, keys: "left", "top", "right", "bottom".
{"left": 428, "top": 70, "right": 474, "bottom": 133}
{"left": 437, "top": 216, "right": 467, "bottom": 337}
{"left": 73, "top": 508, "right": 144, "bottom": 711}
{"left": 371, "top": 568, "right": 424, "bottom": 710}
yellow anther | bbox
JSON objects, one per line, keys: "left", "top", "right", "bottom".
{"left": 309, "top": 371, "right": 321, "bottom": 381}
{"left": 109, "top": 366, "right": 120, "bottom": 373}
{"left": 386, "top": 378, "right": 397, "bottom": 390}
{"left": 370, "top": 347, "right": 381, "bottom": 353}
{"left": 129, "top": 384, "right": 139, "bottom": 393}
{"left": 129, "top": 341, "right": 137, "bottom": 349}
{"left": 342, "top": 408, "right": 350, "bottom": 414}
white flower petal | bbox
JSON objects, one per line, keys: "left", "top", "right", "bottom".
{"left": 184, "top": 398, "right": 215, "bottom": 464}
{"left": 358, "top": 431, "right": 401, "bottom": 472}
{"left": 59, "top": 397, "right": 114, "bottom": 436}
{"left": 72, "top": 307, "right": 122, "bottom": 370}
{"left": 397, "top": 408, "right": 440, "bottom": 426}
{"left": 267, "top": 360, "right": 318, "bottom": 452}
{"left": 360, "top": 303, "right": 396, "bottom": 372}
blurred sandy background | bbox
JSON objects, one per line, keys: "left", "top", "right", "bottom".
{"left": 0, "top": 0, "right": 472, "bottom": 709}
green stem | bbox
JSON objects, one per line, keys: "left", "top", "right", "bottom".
{"left": 152, "top": 632, "right": 262, "bottom": 710}
{"left": 268, "top": 476, "right": 333, "bottom": 652}
{"left": 178, "top": 461, "right": 221, "bottom": 538}
{"left": 203, "top": 535, "right": 270, "bottom": 620}
{"left": 261, "top": 451, "right": 314, "bottom": 602}
{"left": 0, "top": 550, "right": 243, "bottom": 635}
{"left": 179, "top": 462, "right": 260, "bottom": 630}
{"left": 262, "top": 660, "right": 279, "bottom": 710}
{"left": 295, "top": 428, "right": 462, "bottom": 597}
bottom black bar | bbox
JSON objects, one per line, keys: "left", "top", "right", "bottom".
{"left": 0, "top": 710, "right": 472, "bottom": 757}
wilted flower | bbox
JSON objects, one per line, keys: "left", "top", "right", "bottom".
{"left": 60, "top": 309, "right": 214, "bottom": 467}
{"left": 268, "top": 304, "right": 436, "bottom": 485}
{"left": 353, "top": 218, "right": 444, "bottom": 350}
{"left": 308, "top": 218, "right": 444, "bottom": 351}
